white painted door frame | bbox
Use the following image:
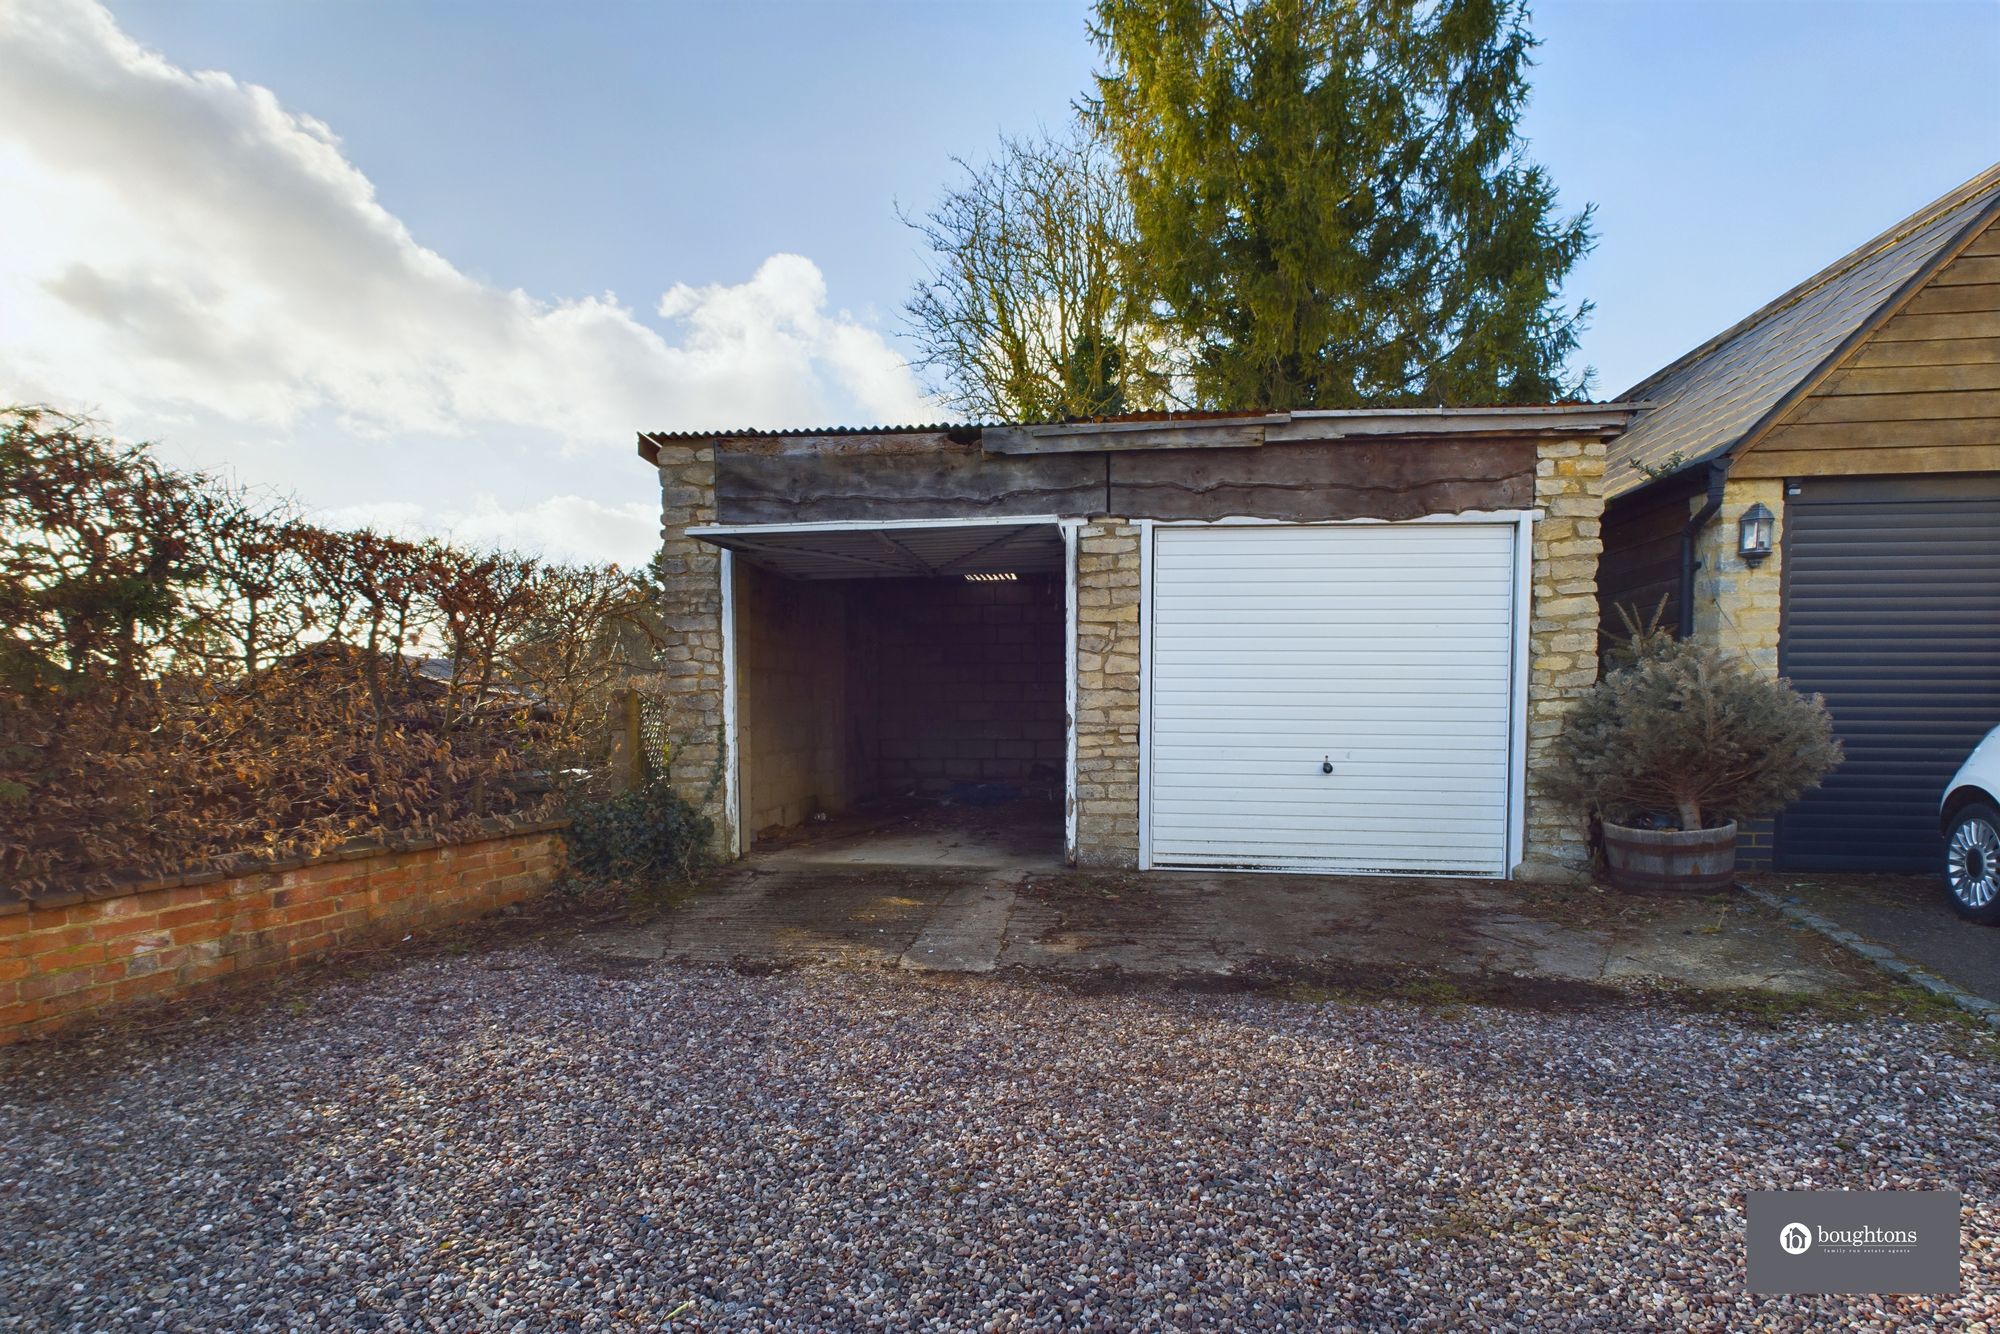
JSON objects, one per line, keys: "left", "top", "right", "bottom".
{"left": 706, "top": 514, "right": 1079, "bottom": 861}
{"left": 1061, "top": 520, "right": 1082, "bottom": 865}
{"left": 719, "top": 548, "right": 741, "bottom": 857}
{"left": 1136, "top": 510, "right": 1540, "bottom": 877}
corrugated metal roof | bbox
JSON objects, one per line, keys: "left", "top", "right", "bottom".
{"left": 1608, "top": 162, "right": 2000, "bottom": 498}
{"left": 640, "top": 404, "right": 1631, "bottom": 451}
{"left": 642, "top": 421, "right": 982, "bottom": 441}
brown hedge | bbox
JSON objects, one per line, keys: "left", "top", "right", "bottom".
{"left": 2, "top": 406, "right": 657, "bottom": 895}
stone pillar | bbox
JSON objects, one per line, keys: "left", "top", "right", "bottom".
{"left": 650, "top": 443, "right": 733, "bottom": 856}
{"left": 1690, "top": 476, "right": 1787, "bottom": 870}
{"left": 1073, "top": 519, "right": 1142, "bottom": 868}
{"left": 1691, "top": 477, "right": 1785, "bottom": 678}
{"left": 1521, "top": 438, "right": 1610, "bottom": 881}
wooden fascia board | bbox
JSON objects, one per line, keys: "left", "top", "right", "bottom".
{"left": 1729, "top": 193, "right": 2000, "bottom": 473}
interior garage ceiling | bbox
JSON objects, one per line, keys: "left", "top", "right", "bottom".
{"left": 695, "top": 522, "right": 1064, "bottom": 580}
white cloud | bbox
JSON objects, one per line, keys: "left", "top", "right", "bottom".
{"left": 323, "top": 495, "right": 661, "bottom": 569}
{"left": 0, "top": 0, "right": 937, "bottom": 565}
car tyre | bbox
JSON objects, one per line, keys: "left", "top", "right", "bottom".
{"left": 1944, "top": 801, "right": 2000, "bottom": 924}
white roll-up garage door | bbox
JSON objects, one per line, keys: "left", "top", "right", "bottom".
{"left": 1147, "top": 523, "right": 1520, "bottom": 876}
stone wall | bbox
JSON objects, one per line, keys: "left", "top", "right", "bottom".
{"left": 1691, "top": 477, "right": 1786, "bottom": 678}
{"left": 1072, "top": 520, "right": 1143, "bottom": 867}
{"left": 650, "top": 443, "right": 733, "bottom": 852}
{"left": 2, "top": 824, "right": 566, "bottom": 1045}
{"left": 1521, "top": 438, "right": 1611, "bottom": 881}
{"left": 1690, "top": 476, "right": 1787, "bottom": 870}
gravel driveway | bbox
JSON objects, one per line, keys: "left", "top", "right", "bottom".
{"left": 3, "top": 948, "right": 1995, "bottom": 1331}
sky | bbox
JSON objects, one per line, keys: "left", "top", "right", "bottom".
{"left": 1, "top": 0, "right": 1995, "bottom": 567}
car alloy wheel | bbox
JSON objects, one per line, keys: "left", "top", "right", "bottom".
{"left": 1946, "top": 807, "right": 2000, "bottom": 917}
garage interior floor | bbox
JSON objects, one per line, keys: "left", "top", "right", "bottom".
{"left": 754, "top": 798, "right": 1064, "bottom": 873}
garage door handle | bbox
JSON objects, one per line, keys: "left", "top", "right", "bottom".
{"left": 1322, "top": 758, "right": 1334, "bottom": 774}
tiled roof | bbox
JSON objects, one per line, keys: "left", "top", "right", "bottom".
{"left": 1608, "top": 162, "right": 2000, "bottom": 497}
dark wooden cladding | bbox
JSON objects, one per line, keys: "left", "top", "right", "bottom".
{"left": 1106, "top": 437, "right": 1534, "bottom": 522}
{"left": 715, "top": 441, "right": 1103, "bottom": 524}
{"left": 1596, "top": 468, "right": 1700, "bottom": 660}
{"left": 715, "top": 433, "right": 1546, "bottom": 526}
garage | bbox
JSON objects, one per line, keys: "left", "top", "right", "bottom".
{"left": 1775, "top": 474, "right": 2000, "bottom": 871}
{"left": 644, "top": 406, "right": 1629, "bottom": 881}
{"left": 695, "top": 518, "right": 1072, "bottom": 861}
{"left": 1143, "top": 521, "right": 1526, "bottom": 876}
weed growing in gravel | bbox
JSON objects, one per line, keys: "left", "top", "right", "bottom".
{"left": 1687, "top": 982, "right": 2000, "bottom": 1056}
{"left": 1396, "top": 976, "right": 1469, "bottom": 1011}
{"left": 1275, "top": 975, "right": 1473, "bottom": 1014}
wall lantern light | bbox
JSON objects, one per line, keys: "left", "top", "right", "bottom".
{"left": 1738, "top": 502, "right": 1775, "bottom": 566}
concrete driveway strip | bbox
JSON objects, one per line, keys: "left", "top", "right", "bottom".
{"left": 579, "top": 857, "right": 1873, "bottom": 999}
{"left": 899, "top": 876, "right": 1021, "bottom": 972}
{"left": 1743, "top": 871, "right": 2000, "bottom": 1008}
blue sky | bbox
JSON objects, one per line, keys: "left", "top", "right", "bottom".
{"left": 2, "top": 0, "right": 1995, "bottom": 563}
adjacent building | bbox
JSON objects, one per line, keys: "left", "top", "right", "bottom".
{"left": 1598, "top": 163, "right": 2000, "bottom": 871}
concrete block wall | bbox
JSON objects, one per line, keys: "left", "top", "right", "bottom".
{"left": 864, "top": 575, "right": 1065, "bottom": 796}
{"left": 649, "top": 444, "right": 732, "bottom": 852}
{"left": 1522, "top": 438, "right": 1611, "bottom": 881}
{"left": 735, "top": 567, "right": 856, "bottom": 834}
{"left": 1073, "top": 521, "right": 1142, "bottom": 868}
{"left": 2, "top": 825, "right": 566, "bottom": 1045}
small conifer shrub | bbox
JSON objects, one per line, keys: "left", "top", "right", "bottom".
{"left": 1547, "top": 608, "right": 1841, "bottom": 831}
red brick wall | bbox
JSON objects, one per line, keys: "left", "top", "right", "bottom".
{"left": 0, "top": 823, "right": 566, "bottom": 1045}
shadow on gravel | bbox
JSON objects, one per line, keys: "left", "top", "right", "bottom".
{"left": 1023, "top": 954, "right": 1995, "bottom": 1048}
{"left": 1038, "top": 958, "right": 1626, "bottom": 1009}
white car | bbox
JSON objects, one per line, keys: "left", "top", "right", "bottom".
{"left": 1942, "top": 726, "right": 2000, "bottom": 923}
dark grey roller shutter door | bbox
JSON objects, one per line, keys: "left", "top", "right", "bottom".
{"left": 1776, "top": 474, "right": 2000, "bottom": 871}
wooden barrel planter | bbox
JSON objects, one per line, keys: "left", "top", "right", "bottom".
{"left": 1601, "top": 821, "right": 1738, "bottom": 892}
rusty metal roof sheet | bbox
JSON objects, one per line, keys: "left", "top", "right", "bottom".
{"left": 1607, "top": 162, "right": 2000, "bottom": 498}
{"left": 638, "top": 404, "right": 1636, "bottom": 465}
{"left": 642, "top": 421, "right": 982, "bottom": 441}
{"left": 640, "top": 404, "right": 1619, "bottom": 442}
